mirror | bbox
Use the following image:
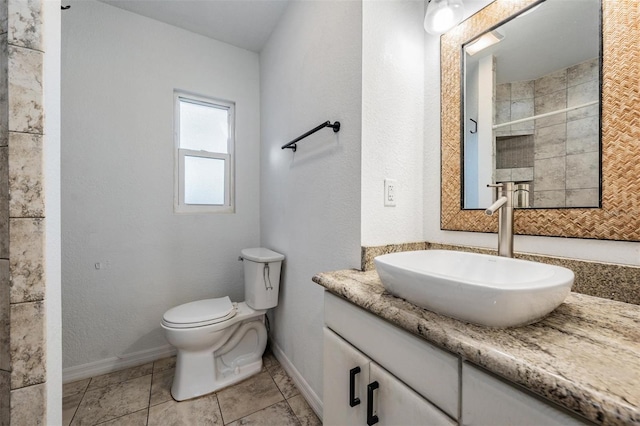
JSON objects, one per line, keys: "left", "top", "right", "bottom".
{"left": 440, "top": 0, "right": 640, "bottom": 241}
{"left": 462, "top": 0, "right": 601, "bottom": 209}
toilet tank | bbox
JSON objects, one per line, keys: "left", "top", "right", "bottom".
{"left": 240, "top": 248, "right": 285, "bottom": 310}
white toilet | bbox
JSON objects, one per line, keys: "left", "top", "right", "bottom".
{"left": 161, "top": 248, "right": 284, "bottom": 401}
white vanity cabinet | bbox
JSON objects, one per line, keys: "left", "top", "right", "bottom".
{"left": 462, "top": 362, "right": 591, "bottom": 426}
{"left": 323, "top": 292, "right": 459, "bottom": 425}
{"left": 323, "top": 291, "right": 594, "bottom": 426}
{"left": 324, "top": 328, "right": 456, "bottom": 426}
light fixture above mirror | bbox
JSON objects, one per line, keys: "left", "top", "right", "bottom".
{"left": 424, "top": 0, "right": 464, "bottom": 35}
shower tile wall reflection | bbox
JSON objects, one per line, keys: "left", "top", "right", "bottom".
{"left": 495, "top": 57, "right": 599, "bottom": 207}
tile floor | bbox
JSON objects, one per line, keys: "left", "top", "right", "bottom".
{"left": 63, "top": 349, "right": 321, "bottom": 426}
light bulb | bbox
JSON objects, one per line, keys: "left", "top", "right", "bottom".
{"left": 424, "top": 0, "right": 465, "bottom": 35}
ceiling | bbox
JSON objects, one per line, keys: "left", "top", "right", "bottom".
{"left": 99, "top": 0, "right": 290, "bottom": 52}
{"left": 465, "top": 0, "right": 600, "bottom": 84}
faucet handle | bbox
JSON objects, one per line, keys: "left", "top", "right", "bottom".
{"left": 487, "top": 183, "right": 504, "bottom": 188}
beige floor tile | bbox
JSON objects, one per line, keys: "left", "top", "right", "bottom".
{"left": 269, "top": 363, "right": 299, "bottom": 399}
{"left": 227, "top": 401, "right": 300, "bottom": 426}
{"left": 147, "top": 393, "right": 222, "bottom": 426}
{"left": 71, "top": 375, "right": 152, "bottom": 426}
{"left": 97, "top": 409, "right": 148, "bottom": 426}
{"left": 63, "top": 378, "right": 91, "bottom": 398}
{"left": 152, "top": 356, "right": 176, "bottom": 374}
{"left": 150, "top": 368, "right": 174, "bottom": 406}
{"left": 262, "top": 350, "right": 277, "bottom": 371}
{"left": 287, "top": 395, "right": 321, "bottom": 426}
{"left": 217, "top": 371, "right": 284, "bottom": 424}
{"left": 62, "top": 392, "right": 84, "bottom": 426}
{"left": 88, "top": 363, "right": 154, "bottom": 390}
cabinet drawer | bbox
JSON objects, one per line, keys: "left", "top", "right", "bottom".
{"left": 462, "top": 362, "right": 591, "bottom": 425}
{"left": 324, "top": 292, "right": 460, "bottom": 418}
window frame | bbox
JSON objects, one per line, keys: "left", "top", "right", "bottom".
{"left": 174, "top": 91, "right": 235, "bottom": 214}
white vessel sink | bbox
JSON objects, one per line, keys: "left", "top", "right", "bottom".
{"left": 374, "top": 250, "right": 574, "bottom": 327}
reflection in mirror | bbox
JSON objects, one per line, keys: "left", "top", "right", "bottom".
{"left": 462, "top": 0, "right": 601, "bottom": 209}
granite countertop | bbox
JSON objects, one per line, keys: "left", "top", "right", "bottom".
{"left": 313, "top": 269, "right": 640, "bottom": 426}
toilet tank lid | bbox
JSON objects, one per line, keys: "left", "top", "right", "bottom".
{"left": 241, "top": 248, "right": 285, "bottom": 263}
{"left": 162, "top": 296, "right": 235, "bottom": 326}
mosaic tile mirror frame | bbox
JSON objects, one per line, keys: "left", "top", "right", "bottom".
{"left": 440, "top": 0, "right": 640, "bottom": 241}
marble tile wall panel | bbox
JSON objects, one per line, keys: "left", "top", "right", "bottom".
{"left": 7, "top": 0, "right": 42, "bottom": 50}
{"left": 496, "top": 83, "right": 510, "bottom": 101}
{"left": 567, "top": 58, "right": 598, "bottom": 86}
{"left": 534, "top": 156, "right": 565, "bottom": 191}
{"left": 566, "top": 116, "right": 599, "bottom": 154}
{"left": 495, "top": 168, "right": 511, "bottom": 182}
{"left": 10, "top": 300, "right": 45, "bottom": 389}
{"left": 495, "top": 100, "right": 510, "bottom": 126}
{"left": 0, "top": 370, "right": 8, "bottom": 426}
{"left": 534, "top": 90, "right": 567, "bottom": 128}
{"left": 0, "top": 34, "right": 7, "bottom": 148}
{"left": 5, "top": 1, "right": 46, "bottom": 424}
{"left": 534, "top": 68, "right": 567, "bottom": 97}
{"left": 9, "top": 132, "right": 43, "bottom": 217}
{"left": 0, "top": 147, "right": 7, "bottom": 259}
{"left": 10, "top": 382, "right": 46, "bottom": 425}
{"left": 511, "top": 167, "right": 533, "bottom": 182}
{"left": 0, "top": 0, "right": 6, "bottom": 35}
{"left": 566, "top": 188, "right": 599, "bottom": 207}
{"left": 566, "top": 152, "right": 599, "bottom": 190}
{"left": 510, "top": 99, "right": 534, "bottom": 133}
{"left": 0, "top": 260, "right": 8, "bottom": 372}
{"left": 9, "top": 217, "right": 44, "bottom": 302}
{"left": 533, "top": 190, "right": 565, "bottom": 208}
{"left": 567, "top": 102, "right": 599, "bottom": 122}
{"left": 568, "top": 79, "right": 598, "bottom": 107}
{"left": 7, "top": 45, "right": 42, "bottom": 134}
{"left": 534, "top": 123, "right": 566, "bottom": 160}
{"left": 511, "top": 80, "right": 534, "bottom": 100}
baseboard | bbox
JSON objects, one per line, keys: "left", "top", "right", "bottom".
{"left": 269, "top": 339, "right": 323, "bottom": 420}
{"left": 62, "top": 345, "right": 177, "bottom": 384}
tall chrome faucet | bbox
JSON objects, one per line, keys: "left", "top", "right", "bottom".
{"left": 485, "top": 182, "right": 514, "bottom": 258}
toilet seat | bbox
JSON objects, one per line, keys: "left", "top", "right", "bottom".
{"left": 162, "top": 296, "right": 237, "bottom": 329}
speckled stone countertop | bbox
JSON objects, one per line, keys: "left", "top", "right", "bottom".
{"left": 313, "top": 269, "right": 640, "bottom": 426}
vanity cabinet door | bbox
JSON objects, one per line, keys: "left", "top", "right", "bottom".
{"left": 369, "top": 362, "right": 457, "bottom": 426}
{"left": 323, "top": 327, "right": 370, "bottom": 426}
{"left": 324, "top": 328, "right": 457, "bottom": 426}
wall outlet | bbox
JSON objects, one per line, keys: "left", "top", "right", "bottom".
{"left": 384, "top": 179, "right": 397, "bottom": 207}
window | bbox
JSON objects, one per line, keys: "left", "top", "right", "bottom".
{"left": 174, "top": 91, "right": 235, "bottom": 213}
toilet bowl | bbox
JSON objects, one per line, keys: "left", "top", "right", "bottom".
{"left": 161, "top": 248, "right": 284, "bottom": 401}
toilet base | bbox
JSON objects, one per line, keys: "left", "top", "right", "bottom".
{"left": 170, "top": 316, "right": 268, "bottom": 401}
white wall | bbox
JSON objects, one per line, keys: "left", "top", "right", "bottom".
{"left": 260, "top": 0, "right": 362, "bottom": 409}
{"left": 423, "top": 0, "right": 640, "bottom": 266}
{"left": 61, "top": 0, "right": 261, "bottom": 371}
{"left": 361, "top": 0, "right": 425, "bottom": 246}
{"left": 44, "top": 0, "right": 62, "bottom": 422}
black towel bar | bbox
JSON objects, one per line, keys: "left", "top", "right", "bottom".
{"left": 281, "top": 121, "right": 341, "bottom": 152}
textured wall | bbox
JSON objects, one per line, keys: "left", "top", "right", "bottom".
{"left": 361, "top": 0, "right": 425, "bottom": 246}
{"left": 62, "top": 0, "right": 261, "bottom": 371}
{"left": 260, "top": 0, "right": 362, "bottom": 409}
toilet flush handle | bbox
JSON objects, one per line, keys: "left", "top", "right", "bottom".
{"left": 263, "top": 263, "right": 273, "bottom": 291}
